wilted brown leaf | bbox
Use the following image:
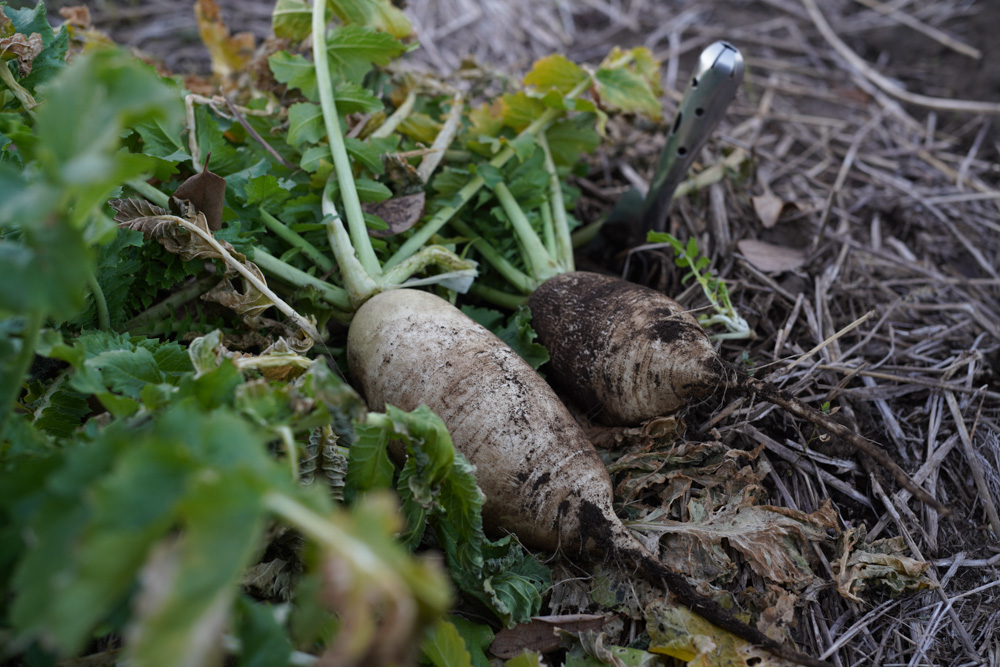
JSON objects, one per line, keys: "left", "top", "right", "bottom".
{"left": 363, "top": 191, "right": 426, "bottom": 237}
{"left": 637, "top": 497, "right": 837, "bottom": 588}
{"left": 755, "top": 590, "right": 797, "bottom": 643}
{"left": 736, "top": 239, "right": 808, "bottom": 274}
{"left": 113, "top": 198, "right": 226, "bottom": 263}
{"left": 172, "top": 155, "right": 227, "bottom": 231}
{"left": 0, "top": 32, "right": 42, "bottom": 76}
{"left": 203, "top": 263, "right": 275, "bottom": 320}
{"left": 59, "top": 6, "right": 92, "bottom": 29}
{"left": 832, "top": 526, "right": 935, "bottom": 603}
{"left": 491, "top": 615, "right": 608, "bottom": 658}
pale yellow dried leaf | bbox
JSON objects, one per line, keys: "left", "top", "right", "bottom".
{"left": 832, "top": 526, "right": 936, "bottom": 603}
{"left": 646, "top": 601, "right": 796, "bottom": 667}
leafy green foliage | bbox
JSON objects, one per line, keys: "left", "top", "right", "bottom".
{"left": 0, "top": 5, "right": 704, "bottom": 665}
{"left": 462, "top": 305, "right": 550, "bottom": 369}
{"left": 421, "top": 618, "right": 473, "bottom": 667}
{"left": 358, "top": 408, "right": 550, "bottom": 627}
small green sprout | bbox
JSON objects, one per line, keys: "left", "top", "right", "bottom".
{"left": 647, "top": 231, "right": 753, "bottom": 340}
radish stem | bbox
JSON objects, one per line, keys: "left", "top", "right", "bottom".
{"left": 312, "top": 0, "right": 380, "bottom": 277}
{"left": 87, "top": 271, "right": 110, "bottom": 330}
{"left": 0, "top": 309, "right": 42, "bottom": 440}
{"left": 384, "top": 77, "right": 593, "bottom": 270}
{"left": 493, "top": 182, "right": 560, "bottom": 281}
{"left": 538, "top": 131, "right": 574, "bottom": 270}
{"left": 260, "top": 209, "right": 334, "bottom": 272}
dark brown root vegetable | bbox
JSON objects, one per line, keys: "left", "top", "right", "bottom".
{"left": 347, "top": 288, "right": 831, "bottom": 667}
{"left": 529, "top": 271, "right": 949, "bottom": 516}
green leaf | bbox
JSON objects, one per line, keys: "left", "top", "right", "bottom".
{"left": 299, "top": 144, "right": 331, "bottom": 172}
{"left": 287, "top": 102, "right": 325, "bottom": 147}
{"left": 269, "top": 50, "right": 318, "bottom": 100}
{"left": 133, "top": 114, "right": 190, "bottom": 164}
{"left": 235, "top": 597, "right": 294, "bottom": 667}
{"left": 523, "top": 54, "right": 589, "bottom": 95}
{"left": 72, "top": 227, "right": 146, "bottom": 330}
{"left": 127, "top": 473, "right": 266, "bottom": 667}
{"left": 32, "top": 384, "right": 90, "bottom": 438}
{"left": 354, "top": 178, "right": 392, "bottom": 203}
{"left": 462, "top": 306, "right": 549, "bottom": 370}
{"left": 505, "top": 650, "right": 544, "bottom": 666}
{"left": 271, "top": 0, "right": 312, "bottom": 41}
{"left": 0, "top": 213, "right": 91, "bottom": 319}
{"left": 344, "top": 422, "right": 395, "bottom": 500}
{"left": 244, "top": 174, "right": 293, "bottom": 213}
{"left": 421, "top": 618, "right": 473, "bottom": 667}
{"left": 345, "top": 135, "right": 384, "bottom": 174}
{"left": 474, "top": 163, "right": 503, "bottom": 190}
{"left": 326, "top": 24, "right": 406, "bottom": 84}
{"left": 500, "top": 92, "right": 546, "bottom": 132}
{"left": 543, "top": 117, "right": 601, "bottom": 167}
{"left": 385, "top": 404, "right": 454, "bottom": 487}
{"left": 333, "top": 80, "right": 383, "bottom": 114}
{"left": 475, "top": 537, "right": 550, "bottom": 627}
{"left": 449, "top": 616, "right": 495, "bottom": 667}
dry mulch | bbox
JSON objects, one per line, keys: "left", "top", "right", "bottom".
{"left": 42, "top": 0, "right": 1000, "bottom": 664}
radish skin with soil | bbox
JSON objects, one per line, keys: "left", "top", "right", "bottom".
{"left": 528, "top": 271, "right": 949, "bottom": 515}
{"left": 347, "top": 288, "right": 831, "bottom": 667}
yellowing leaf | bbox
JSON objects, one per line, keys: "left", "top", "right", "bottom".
{"left": 328, "top": 0, "right": 413, "bottom": 40}
{"left": 500, "top": 92, "right": 546, "bottom": 132}
{"left": 645, "top": 601, "right": 793, "bottom": 667}
{"left": 271, "top": 0, "right": 311, "bottom": 41}
{"left": 594, "top": 47, "right": 663, "bottom": 120}
{"left": 832, "top": 526, "right": 936, "bottom": 603}
{"left": 195, "top": 0, "right": 255, "bottom": 79}
{"left": 523, "top": 54, "right": 589, "bottom": 95}
{"left": 398, "top": 111, "right": 442, "bottom": 144}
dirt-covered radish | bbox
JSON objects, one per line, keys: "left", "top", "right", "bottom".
{"left": 348, "top": 288, "right": 830, "bottom": 667}
{"left": 529, "top": 271, "right": 949, "bottom": 515}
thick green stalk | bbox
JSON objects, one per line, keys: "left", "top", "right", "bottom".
{"left": 540, "top": 196, "right": 556, "bottom": 259}
{"left": 127, "top": 178, "right": 170, "bottom": 208}
{"left": 468, "top": 283, "right": 528, "bottom": 309}
{"left": 0, "top": 309, "right": 43, "bottom": 440}
{"left": 87, "top": 271, "right": 110, "bottom": 330}
{"left": 538, "top": 131, "right": 573, "bottom": 271}
{"left": 253, "top": 247, "right": 352, "bottom": 312}
{"left": 448, "top": 218, "right": 535, "bottom": 294}
{"left": 312, "top": 0, "right": 380, "bottom": 277}
{"left": 321, "top": 178, "right": 378, "bottom": 308}
{"left": 493, "top": 182, "right": 560, "bottom": 282}
{"left": 123, "top": 276, "right": 217, "bottom": 331}
{"left": 384, "top": 77, "right": 592, "bottom": 270}
{"left": 259, "top": 209, "right": 334, "bottom": 272}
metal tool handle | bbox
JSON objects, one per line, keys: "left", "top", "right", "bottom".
{"left": 639, "top": 41, "right": 744, "bottom": 237}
